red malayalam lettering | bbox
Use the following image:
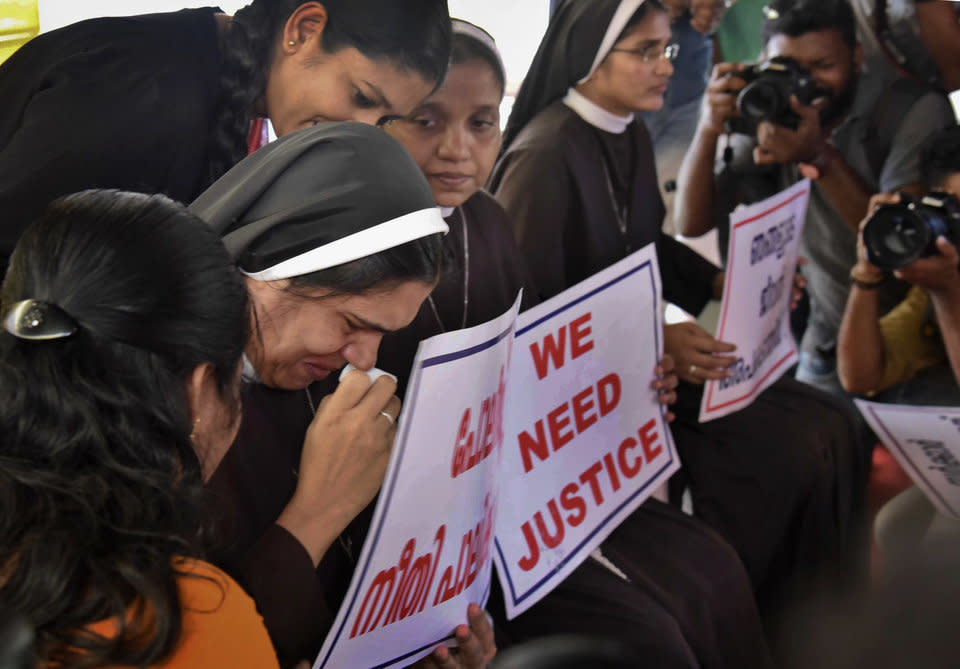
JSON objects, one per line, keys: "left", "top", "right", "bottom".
{"left": 451, "top": 366, "right": 508, "bottom": 478}
{"left": 435, "top": 493, "right": 497, "bottom": 605}
{"left": 351, "top": 525, "right": 446, "bottom": 638}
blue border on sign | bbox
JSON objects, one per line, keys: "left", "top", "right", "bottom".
{"left": 492, "top": 259, "right": 678, "bottom": 608}
{"left": 315, "top": 322, "right": 514, "bottom": 669}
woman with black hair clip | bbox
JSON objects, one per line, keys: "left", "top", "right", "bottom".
{"left": 0, "top": 0, "right": 451, "bottom": 274}
{"left": 383, "top": 19, "right": 772, "bottom": 669}
{"left": 193, "top": 122, "right": 495, "bottom": 669}
{"left": 491, "top": 0, "right": 868, "bottom": 654}
{"left": 0, "top": 191, "right": 279, "bottom": 667}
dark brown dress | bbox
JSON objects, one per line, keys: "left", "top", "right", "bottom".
{"left": 208, "top": 191, "right": 774, "bottom": 668}
{"left": 0, "top": 8, "right": 223, "bottom": 273}
{"left": 490, "top": 101, "right": 869, "bottom": 649}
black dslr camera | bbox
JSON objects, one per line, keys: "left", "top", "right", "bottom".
{"left": 728, "top": 56, "right": 827, "bottom": 134}
{"left": 862, "top": 192, "right": 960, "bottom": 271}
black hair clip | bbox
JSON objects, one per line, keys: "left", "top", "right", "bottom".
{"left": 3, "top": 300, "right": 78, "bottom": 341}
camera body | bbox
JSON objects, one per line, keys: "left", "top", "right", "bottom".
{"left": 729, "top": 56, "right": 826, "bottom": 134}
{"left": 862, "top": 192, "right": 960, "bottom": 271}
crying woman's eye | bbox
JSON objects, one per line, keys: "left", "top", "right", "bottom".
{"left": 354, "top": 88, "right": 377, "bottom": 109}
{"left": 376, "top": 115, "right": 403, "bottom": 127}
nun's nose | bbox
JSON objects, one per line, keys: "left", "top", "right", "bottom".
{"left": 342, "top": 333, "right": 383, "bottom": 371}
{"left": 438, "top": 125, "right": 471, "bottom": 162}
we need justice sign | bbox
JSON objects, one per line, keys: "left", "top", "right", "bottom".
{"left": 494, "top": 244, "right": 679, "bottom": 618}
{"left": 315, "top": 244, "right": 677, "bottom": 667}
{"left": 700, "top": 179, "right": 810, "bottom": 422}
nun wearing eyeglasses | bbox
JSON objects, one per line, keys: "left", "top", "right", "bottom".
{"left": 491, "top": 0, "right": 868, "bottom": 658}
{"left": 193, "top": 123, "right": 495, "bottom": 669}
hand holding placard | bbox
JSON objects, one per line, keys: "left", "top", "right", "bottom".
{"left": 700, "top": 180, "right": 811, "bottom": 421}
{"left": 665, "top": 322, "right": 737, "bottom": 385}
{"left": 495, "top": 245, "right": 680, "bottom": 619}
{"left": 416, "top": 604, "right": 496, "bottom": 669}
{"left": 315, "top": 245, "right": 681, "bottom": 662}
{"left": 652, "top": 354, "right": 680, "bottom": 422}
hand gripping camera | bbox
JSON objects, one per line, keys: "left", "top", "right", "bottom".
{"left": 728, "top": 56, "right": 827, "bottom": 134}
{"left": 862, "top": 192, "right": 960, "bottom": 271}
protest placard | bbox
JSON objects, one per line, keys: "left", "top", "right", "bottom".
{"left": 700, "top": 179, "right": 810, "bottom": 422}
{"left": 493, "top": 244, "right": 680, "bottom": 619}
{"left": 856, "top": 400, "right": 960, "bottom": 520}
{"left": 313, "top": 295, "right": 521, "bottom": 669}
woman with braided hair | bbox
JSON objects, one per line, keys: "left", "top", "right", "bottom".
{"left": 0, "top": 0, "right": 452, "bottom": 275}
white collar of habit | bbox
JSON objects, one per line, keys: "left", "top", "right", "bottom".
{"left": 563, "top": 87, "right": 633, "bottom": 134}
{"left": 241, "top": 207, "right": 449, "bottom": 282}
{"left": 579, "top": 0, "right": 646, "bottom": 83}
{"left": 440, "top": 206, "right": 456, "bottom": 218}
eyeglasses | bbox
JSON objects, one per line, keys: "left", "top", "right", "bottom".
{"left": 610, "top": 43, "right": 680, "bottom": 63}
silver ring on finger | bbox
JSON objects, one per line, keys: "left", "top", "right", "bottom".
{"left": 379, "top": 410, "right": 395, "bottom": 426}
{"left": 689, "top": 364, "right": 698, "bottom": 375}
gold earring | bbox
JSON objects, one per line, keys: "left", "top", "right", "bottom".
{"left": 189, "top": 418, "right": 200, "bottom": 442}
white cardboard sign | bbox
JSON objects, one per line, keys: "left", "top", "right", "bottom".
{"left": 856, "top": 400, "right": 960, "bottom": 520}
{"left": 493, "top": 244, "right": 680, "bottom": 619}
{"left": 700, "top": 179, "right": 810, "bottom": 422}
{"left": 313, "top": 295, "right": 521, "bottom": 669}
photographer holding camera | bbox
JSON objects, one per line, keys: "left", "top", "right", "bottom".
{"left": 674, "top": 0, "right": 954, "bottom": 402}
{"left": 837, "top": 125, "right": 960, "bottom": 402}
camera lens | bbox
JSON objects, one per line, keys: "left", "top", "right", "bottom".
{"left": 862, "top": 205, "right": 935, "bottom": 270}
{"left": 738, "top": 81, "right": 786, "bottom": 123}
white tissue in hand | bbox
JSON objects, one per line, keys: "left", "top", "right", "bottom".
{"left": 339, "top": 363, "right": 397, "bottom": 385}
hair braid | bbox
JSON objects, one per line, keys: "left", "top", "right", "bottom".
{"left": 205, "top": 0, "right": 452, "bottom": 185}
{"left": 206, "top": 1, "right": 287, "bottom": 185}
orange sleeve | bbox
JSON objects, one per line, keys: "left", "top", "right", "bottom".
{"left": 158, "top": 559, "right": 280, "bottom": 669}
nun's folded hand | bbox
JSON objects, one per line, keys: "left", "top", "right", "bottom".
{"left": 416, "top": 604, "right": 497, "bottom": 669}
{"left": 278, "top": 371, "right": 401, "bottom": 566}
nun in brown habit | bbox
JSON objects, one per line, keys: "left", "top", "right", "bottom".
{"left": 381, "top": 19, "right": 773, "bottom": 669}
{"left": 489, "top": 0, "right": 869, "bottom": 654}
{"left": 191, "top": 123, "right": 495, "bottom": 668}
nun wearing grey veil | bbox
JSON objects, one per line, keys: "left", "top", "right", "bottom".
{"left": 491, "top": 0, "right": 868, "bottom": 659}
{"left": 193, "top": 123, "right": 494, "bottom": 668}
